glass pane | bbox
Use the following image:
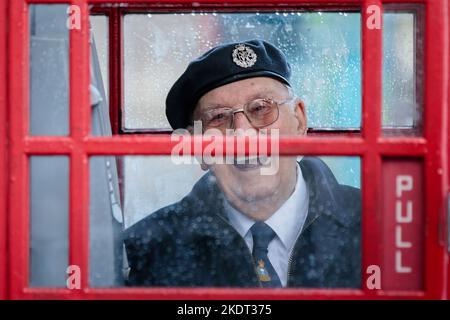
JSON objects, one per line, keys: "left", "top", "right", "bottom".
{"left": 89, "top": 156, "right": 124, "bottom": 287}
{"left": 383, "top": 10, "right": 422, "bottom": 133}
{"left": 90, "top": 15, "right": 109, "bottom": 103}
{"left": 123, "top": 12, "right": 361, "bottom": 131}
{"left": 91, "top": 155, "right": 361, "bottom": 288}
{"left": 29, "top": 5, "right": 69, "bottom": 136}
{"left": 30, "top": 156, "right": 69, "bottom": 287}
{"left": 123, "top": 156, "right": 360, "bottom": 229}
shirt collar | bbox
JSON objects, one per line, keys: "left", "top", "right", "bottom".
{"left": 224, "top": 163, "right": 309, "bottom": 252}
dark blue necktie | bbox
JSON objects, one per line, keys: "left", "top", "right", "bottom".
{"left": 250, "top": 222, "right": 282, "bottom": 288}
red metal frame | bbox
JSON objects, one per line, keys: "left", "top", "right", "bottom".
{"left": 3, "top": 0, "right": 449, "bottom": 300}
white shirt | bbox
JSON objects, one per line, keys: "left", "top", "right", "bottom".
{"left": 224, "top": 164, "right": 309, "bottom": 287}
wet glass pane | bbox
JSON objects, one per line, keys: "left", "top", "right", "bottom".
{"left": 123, "top": 12, "right": 361, "bottom": 131}
{"left": 91, "top": 155, "right": 361, "bottom": 288}
{"left": 383, "top": 10, "right": 422, "bottom": 133}
{"left": 30, "top": 156, "right": 69, "bottom": 287}
{"left": 29, "top": 5, "right": 69, "bottom": 136}
{"left": 90, "top": 15, "right": 109, "bottom": 103}
{"left": 381, "top": 159, "right": 424, "bottom": 290}
{"left": 90, "top": 15, "right": 112, "bottom": 138}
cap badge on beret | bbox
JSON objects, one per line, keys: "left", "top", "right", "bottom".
{"left": 232, "top": 44, "right": 257, "bottom": 68}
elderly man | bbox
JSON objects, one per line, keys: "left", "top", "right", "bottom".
{"left": 124, "top": 40, "right": 361, "bottom": 288}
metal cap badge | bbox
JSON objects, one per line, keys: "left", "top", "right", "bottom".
{"left": 232, "top": 44, "right": 257, "bottom": 68}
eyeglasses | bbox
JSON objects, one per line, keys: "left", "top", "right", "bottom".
{"left": 199, "top": 97, "right": 294, "bottom": 130}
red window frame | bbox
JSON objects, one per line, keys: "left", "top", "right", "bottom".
{"left": 1, "top": 0, "right": 449, "bottom": 299}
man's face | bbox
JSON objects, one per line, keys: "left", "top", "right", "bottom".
{"left": 193, "top": 77, "right": 307, "bottom": 219}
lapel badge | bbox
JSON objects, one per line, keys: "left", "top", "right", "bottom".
{"left": 256, "top": 259, "right": 271, "bottom": 282}
{"left": 232, "top": 44, "right": 257, "bottom": 68}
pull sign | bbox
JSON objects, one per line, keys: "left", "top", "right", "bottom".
{"left": 381, "top": 160, "right": 424, "bottom": 290}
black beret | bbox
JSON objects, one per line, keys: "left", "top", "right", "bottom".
{"left": 165, "top": 39, "right": 292, "bottom": 129}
